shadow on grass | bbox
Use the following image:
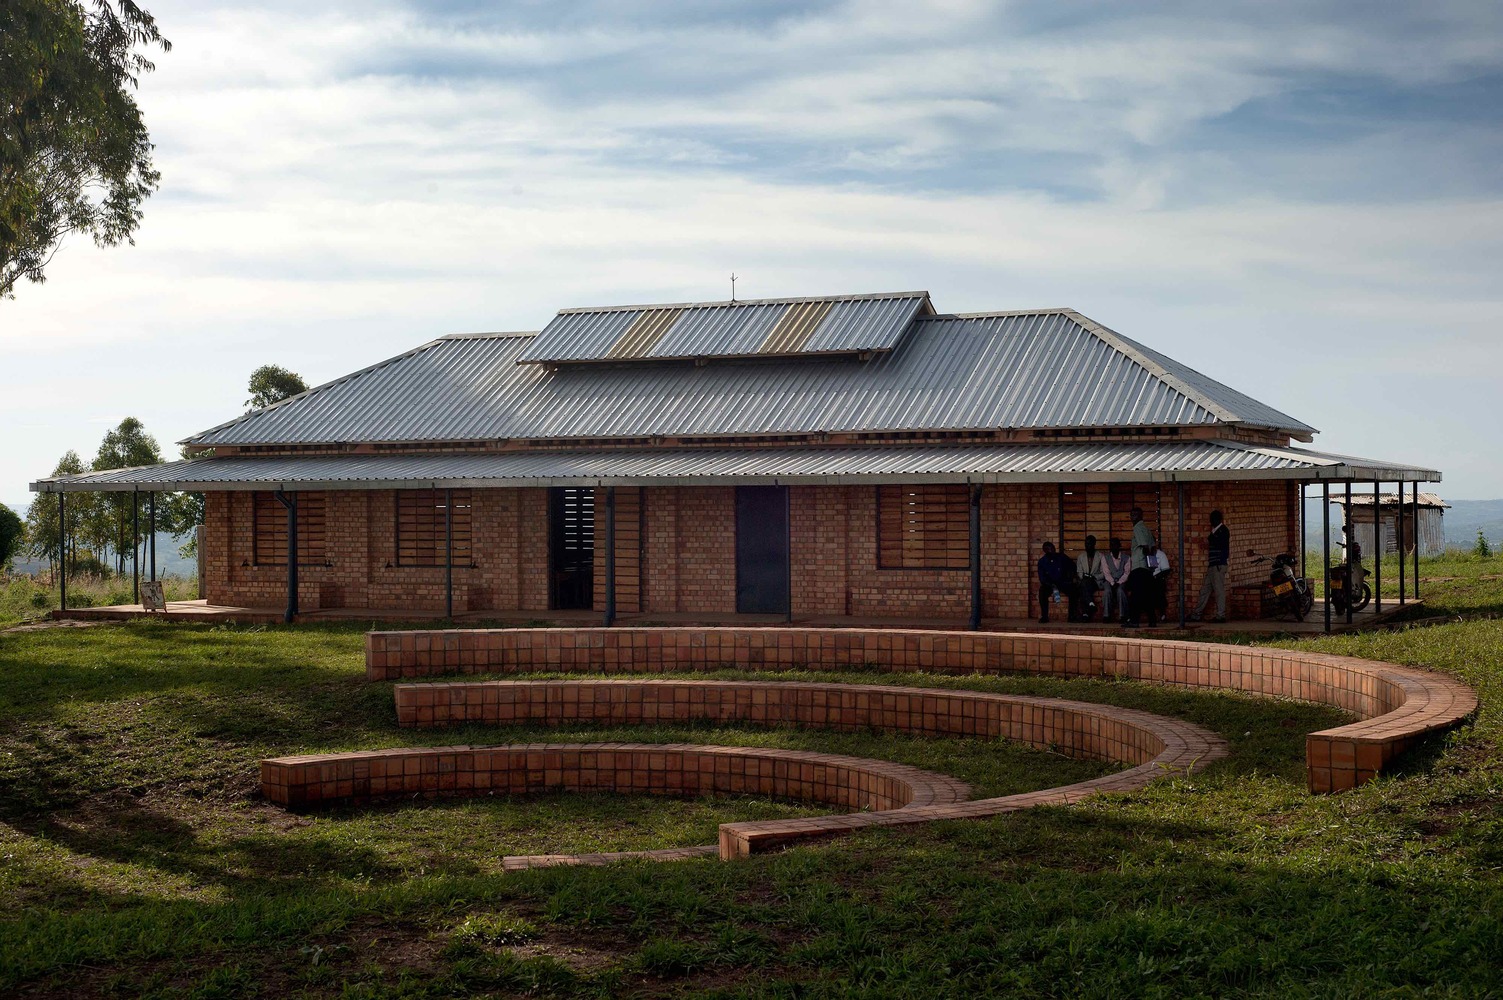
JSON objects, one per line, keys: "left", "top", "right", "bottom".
{"left": 5, "top": 805, "right": 1502, "bottom": 998}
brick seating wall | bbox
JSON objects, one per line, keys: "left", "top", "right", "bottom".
{"left": 366, "top": 627, "right": 1478, "bottom": 794}
{"left": 393, "top": 679, "right": 1166, "bottom": 767}
{"left": 260, "top": 742, "right": 970, "bottom": 814}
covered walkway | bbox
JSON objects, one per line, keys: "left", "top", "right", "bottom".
{"left": 54, "top": 598, "right": 1421, "bottom": 635}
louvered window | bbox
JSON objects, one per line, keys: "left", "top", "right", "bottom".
{"left": 878, "top": 485, "right": 970, "bottom": 569}
{"left": 1060, "top": 484, "right": 1160, "bottom": 556}
{"left": 253, "top": 491, "right": 326, "bottom": 565}
{"left": 396, "top": 490, "right": 472, "bottom": 566}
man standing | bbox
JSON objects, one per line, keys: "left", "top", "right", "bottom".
{"left": 1036, "top": 541, "right": 1076, "bottom": 624}
{"left": 1190, "top": 509, "right": 1230, "bottom": 623}
{"left": 1124, "top": 508, "right": 1157, "bottom": 628}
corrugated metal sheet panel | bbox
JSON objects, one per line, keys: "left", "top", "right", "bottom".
{"left": 1336, "top": 492, "right": 1449, "bottom": 509}
{"left": 32, "top": 441, "right": 1441, "bottom": 492}
{"left": 1068, "top": 312, "right": 1318, "bottom": 436}
{"left": 190, "top": 309, "right": 1315, "bottom": 447}
{"left": 518, "top": 292, "right": 928, "bottom": 364}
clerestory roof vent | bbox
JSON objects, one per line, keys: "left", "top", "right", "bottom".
{"left": 516, "top": 291, "right": 932, "bottom": 365}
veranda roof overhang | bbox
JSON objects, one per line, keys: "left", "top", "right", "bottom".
{"left": 31, "top": 441, "right": 1440, "bottom": 493}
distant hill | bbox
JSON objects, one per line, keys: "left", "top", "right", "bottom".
{"left": 8, "top": 531, "right": 197, "bottom": 578}
{"left": 1444, "top": 499, "right": 1503, "bottom": 550}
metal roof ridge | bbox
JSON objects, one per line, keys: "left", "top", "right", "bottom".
{"left": 179, "top": 336, "right": 456, "bottom": 446}
{"left": 935, "top": 308, "right": 1074, "bottom": 319}
{"left": 434, "top": 330, "right": 540, "bottom": 341}
{"left": 1061, "top": 310, "right": 1254, "bottom": 428}
{"left": 553, "top": 290, "right": 931, "bottom": 315}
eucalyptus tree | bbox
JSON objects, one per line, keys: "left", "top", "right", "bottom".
{"left": 1, "top": 0, "right": 169, "bottom": 298}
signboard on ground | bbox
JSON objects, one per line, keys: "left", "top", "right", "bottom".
{"left": 141, "top": 580, "right": 167, "bottom": 612}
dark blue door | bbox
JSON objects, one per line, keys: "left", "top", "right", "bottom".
{"left": 736, "top": 486, "right": 789, "bottom": 614}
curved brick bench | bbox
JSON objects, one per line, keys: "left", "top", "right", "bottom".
{"left": 260, "top": 742, "right": 969, "bottom": 817}
{"left": 366, "top": 627, "right": 1478, "bottom": 793}
{"left": 384, "top": 678, "right": 1227, "bottom": 858}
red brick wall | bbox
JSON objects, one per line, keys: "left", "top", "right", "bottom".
{"left": 674, "top": 487, "right": 736, "bottom": 613}
{"left": 200, "top": 479, "right": 1298, "bottom": 619}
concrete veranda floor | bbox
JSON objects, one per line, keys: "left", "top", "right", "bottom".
{"left": 53, "top": 598, "right": 1421, "bottom": 635}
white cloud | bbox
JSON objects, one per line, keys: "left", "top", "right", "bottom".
{"left": 4, "top": 0, "right": 1502, "bottom": 502}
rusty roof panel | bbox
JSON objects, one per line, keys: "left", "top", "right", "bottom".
{"left": 519, "top": 291, "right": 929, "bottom": 364}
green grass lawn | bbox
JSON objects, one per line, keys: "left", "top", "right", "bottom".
{"left": 0, "top": 572, "right": 1500, "bottom": 998}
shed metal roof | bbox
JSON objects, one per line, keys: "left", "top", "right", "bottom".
{"left": 188, "top": 306, "right": 1316, "bottom": 448}
{"left": 517, "top": 291, "right": 930, "bottom": 364}
{"left": 31, "top": 441, "right": 1439, "bottom": 493}
{"left": 1335, "top": 492, "right": 1449, "bottom": 509}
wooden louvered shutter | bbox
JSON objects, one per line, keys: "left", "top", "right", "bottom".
{"left": 1059, "top": 484, "right": 1159, "bottom": 558}
{"left": 397, "top": 490, "right": 472, "bottom": 566}
{"left": 253, "top": 491, "right": 326, "bottom": 565}
{"left": 878, "top": 485, "right": 970, "bottom": 569}
{"left": 594, "top": 487, "right": 644, "bottom": 613}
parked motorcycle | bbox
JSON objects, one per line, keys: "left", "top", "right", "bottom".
{"left": 1250, "top": 551, "right": 1315, "bottom": 621}
{"left": 1326, "top": 562, "right": 1372, "bottom": 614}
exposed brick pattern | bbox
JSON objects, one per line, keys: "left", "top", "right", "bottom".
{"left": 203, "top": 480, "right": 1300, "bottom": 620}
{"left": 395, "top": 680, "right": 1175, "bottom": 773}
{"left": 261, "top": 676, "right": 1223, "bottom": 859}
{"left": 365, "top": 626, "right": 1477, "bottom": 794}
{"left": 261, "top": 741, "right": 968, "bottom": 815}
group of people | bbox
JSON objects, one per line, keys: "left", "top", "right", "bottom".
{"left": 1036, "top": 507, "right": 1230, "bottom": 627}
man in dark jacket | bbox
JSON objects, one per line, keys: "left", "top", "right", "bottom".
{"left": 1190, "top": 509, "right": 1230, "bottom": 623}
{"left": 1037, "top": 541, "right": 1077, "bottom": 624}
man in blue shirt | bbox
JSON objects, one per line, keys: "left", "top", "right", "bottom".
{"left": 1036, "top": 541, "right": 1077, "bottom": 624}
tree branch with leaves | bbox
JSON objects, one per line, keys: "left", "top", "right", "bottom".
{"left": 1, "top": 0, "right": 169, "bottom": 298}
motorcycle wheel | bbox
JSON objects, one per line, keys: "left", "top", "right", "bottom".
{"left": 1297, "top": 592, "right": 1314, "bottom": 620}
{"left": 1353, "top": 584, "right": 1372, "bottom": 613}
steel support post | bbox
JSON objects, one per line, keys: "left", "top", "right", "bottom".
{"left": 1398, "top": 480, "right": 1406, "bottom": 604}
{"left": 603, "top": 487, "right": 617, "bottom": 627}
{"left": 149, "top": 493, "right": 156, "bottom": 582}
{"left": 1176, "top": 481, "right": 1186, "bottom": 629}
{"left": 784, "top": 486, "right": 793, "bottom": 624}
{"left": 275, "top": 491, "right": 298, "bottom": 623}
{"left": 1299, "top": 482, "right": 1307, "bottom": 583}
{"left": 1323, "top": 482, "right": 1331, "bottom": 633}
{"left": 445, "top": 488, "right": 454, "bottom": 621}
{"left": 1413, "top": 481, "right": 1421, "bottom": 599}
{"left": 969, "top": 484, "right": 982, "bottom": 630}
{"left": 132, "top": 489, "right": 140, "bottom": 604}
{"left": 58, "top": 492, "right": 67, "bottom": 612}
{"left": 1345, "top": 481, "right": 1354, "bottom": 625}
{"left": 1373, "top": 480, "right": 1381, "bottom": 613}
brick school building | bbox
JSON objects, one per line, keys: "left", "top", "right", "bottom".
{"left": 33, "top": 291, "right": 1437, "bottom": 625}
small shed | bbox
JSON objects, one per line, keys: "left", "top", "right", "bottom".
{"left": 1336, "top": 492, "right": 1448, "bottom": 557}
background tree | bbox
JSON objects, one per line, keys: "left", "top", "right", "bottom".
{"left": 0, "top": 504, "right": 23, "bottom": 572}
{"left": 246, "top": 364, "right": 308, "bottom": 409}
{"left": 157, "top": 444, "right": 205, "bottom": 555}
{"left": 1, "top": 0, "right": 170, "bottom": 298}
{"left": 25, "top": 450, "right": 87, "bottom": 573}
{"left": 91, "top": 416, "right": 162, "bottom": 574}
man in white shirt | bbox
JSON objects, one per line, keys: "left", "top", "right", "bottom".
{"left": 1102, "top": 538, "right": 1130, "bottom": 623}
{"left": 1075, "top": 535, "right": 1107, "bottom": 621}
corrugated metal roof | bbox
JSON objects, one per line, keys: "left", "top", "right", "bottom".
{"left": 1335, "top": 492, "right": 1449, "bottom": 509}
{"left": 32, "top": 441, "right": 1441, "bottom": 493}
{"left": 188, "top": 308, "right": 1316, "bottom": 447}
{"left": 518, "top": 291, "right": 929, "bottom": 364}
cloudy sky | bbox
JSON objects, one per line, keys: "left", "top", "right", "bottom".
{"left": 6, "top": 0, "right": 1502, "bottom": 516}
